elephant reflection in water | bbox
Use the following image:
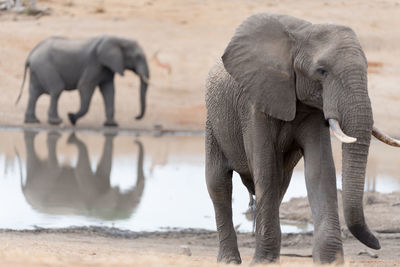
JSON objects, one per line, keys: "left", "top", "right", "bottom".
{"left": 21, "top": 130, "right": 144, "bottom": 220}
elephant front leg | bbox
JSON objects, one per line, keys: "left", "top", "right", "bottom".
{"left": 68, "top": 85, "right": 96, "bottom": 126}
{"left": 100, "top": 80, "right": 118, "bottom": 127}
{"left": 25, "top": 76, "right": 42, "bottom": 124}
{"left": 206, "top": 130, "right": 241, "bottom": 264}
{"left": 297, "top": 113, "right": 343, "bottom": 264}
{"left": 245, "top": 112, "right": 282, "bottom": 263}
{"left": 252, "top": 154, "right": 282, "bottom": 263}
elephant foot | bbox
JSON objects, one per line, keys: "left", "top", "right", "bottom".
{"left": 252, "top": 245, "right": 280, "bottom": 264}
{"left": 24, "top": 115, "right": 40, "bottom": 124}
{"left": 48, "top": 117, "right": 62, "bottom": 125}
{"left": 312, "top": 231, "right": 343, "bottom": 264}
{"left": 251, "top": 257, "right": 279, "bottom": 265}
{"left": 217, "top": 248, "right": 241, "bottom": 264}
{"left": 68, "top": 113, "right": 77, "bottom": 126}
{"left": 217, "top": 255, "right": 241, "bottom": 265}
{"left": 104, "top": 121, "right": 119, "bottom": 127}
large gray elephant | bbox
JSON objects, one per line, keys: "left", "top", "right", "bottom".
{"left": 205, "top": 13, "right": 400, "bottom": 264}
{"left": 16, "top": 35, "right": 149, "bottom": 127}
{"left": 20, "top": 130, "right": 145, "bottom": 220}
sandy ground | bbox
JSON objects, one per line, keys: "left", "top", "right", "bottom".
{"left": 1, "top": 0, "right": 400, "bottom": 266}
{"left": 281, "top": 191, "right": 400, "bottom": 232}
{"left": 0, "top": 0, "right": 400, "bottom": 133}
{"left": 1, "top": 223, "right": 399, "bottom": 267}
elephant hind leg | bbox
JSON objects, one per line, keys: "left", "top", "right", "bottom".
{"left": 99, "top": 80, "right": 118, "bottom": 127}
{"left": 239, "top": 173, "right": 254, "bottom": 195}
{"left": 48, "top": 91, "right": 63, "bottom": 125}
{"left": 25, "top": 72, "right": 43, "bottom": 123}
{"left": 206, "top": 128, "right": 241, "bottom": 264}
{"left": 279, "top": 148, "right": 303, "bottom": 202}
{"left": 31, "top": 63, "right": 65, "bottom": 125}
{"left": 240, "top": 174, "right": 257, "bottom": 233}
{"left": 25, "top": 90, "right": 42, "bottom": 123}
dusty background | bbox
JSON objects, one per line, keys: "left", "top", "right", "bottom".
{"left": 1, "top": 0, "right": 400, "bottom": 266}
{"left": 0, "top": 0, "right": 400, "bottom": 133}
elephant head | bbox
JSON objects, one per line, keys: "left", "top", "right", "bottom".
{"left": 97, "top": 36, "right": 150, "bottom": 120}
{"left": 222, "top": 13, "right": 400, "bottom": 250}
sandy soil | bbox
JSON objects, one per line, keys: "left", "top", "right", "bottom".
{"left": 1, "top": 0, "right": 400, "bottom": 266}
{"left": 1, "top": 224, "right": 399, "bottom": 267}
{"left": 0, "top": 0, "right": 400, "bottom": 134}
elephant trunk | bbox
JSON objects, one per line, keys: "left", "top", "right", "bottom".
{"left": 339, "top": 92, "right": 380, "bottom": 250}
{"left": 324, "top": 65, "right": 380, "bottom": 249}
{"left": 134, "top": 61, "right": 149, "bottom": 120}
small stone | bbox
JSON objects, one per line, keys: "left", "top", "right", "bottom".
{"left": 179, "top": 245, "right": 192, "bottom": 256}
{"left": 366, "top": 195, "right": 377, "bottom": 205}
{"left": 358, "top": 249, "right": 378, "bottom": 258}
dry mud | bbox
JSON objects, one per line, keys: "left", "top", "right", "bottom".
{"left": 0, "top": 223, "right": 399, "bottom": 267}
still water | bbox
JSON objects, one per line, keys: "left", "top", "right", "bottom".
{"left": 0, "top": 129, "right": 399, "bottom": 233}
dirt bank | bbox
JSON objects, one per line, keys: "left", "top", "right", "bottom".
{"left": 1, "top": 0, "right": 400, "bottom": 134}
{"left": 1, "top": 225, "right": 399, "bottom": 267}
{"left": 281, "top": 191, "right": 400, "bottom": 232}
{"left": 1, "top": 191, "right": 399, "bottom": 266}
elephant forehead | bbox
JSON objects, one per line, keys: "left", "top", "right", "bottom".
{"left": 268, "top": 66, "right": 291, "bottom": 77}
{"left": 311, "top": 43, "right": 366, "bottom": 69}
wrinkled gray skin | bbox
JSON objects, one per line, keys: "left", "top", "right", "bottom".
{"left": 20, "top": 130, "right": 145, "bottom": 219}
{"left": 206, "top": 13, "right": 380, "bottom": 264}
{"left": 19, "top": 35, "right": 149, "bottom": 126}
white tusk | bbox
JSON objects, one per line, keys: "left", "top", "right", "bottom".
{"left": 372, "top": 126, "right": 400, "bottom": 147}
{"left": 328, "top": 119, "right": 357, "bottom": 143}
{"left": 139, "top": 75, "right": 150, "bottom": 85}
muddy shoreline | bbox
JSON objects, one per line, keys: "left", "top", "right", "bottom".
{"left": 1, "top": 191, "right": 399, "bottom": 266}
{"left": 1, "top": 224, "right": 399, "bottom": 266}
{"left": 1, "top": 0, "right": 400, "bottom": 135}
{"left": 0, "top": 124, "right": 205, "bottom": 136}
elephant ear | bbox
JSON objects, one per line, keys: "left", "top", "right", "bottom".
{"left": 97, "top": 37, "right": 124, "bottom": 76}
{"left": 222, "top": 13, "right": 296, "bottom": 121}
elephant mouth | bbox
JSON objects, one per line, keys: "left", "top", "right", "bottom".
{"left": 328, "top": 118, "right": 400, "bottom": 146}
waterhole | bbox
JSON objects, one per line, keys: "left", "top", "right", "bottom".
{"left": 0, "top": 128, "right": 398, "bottom": 233}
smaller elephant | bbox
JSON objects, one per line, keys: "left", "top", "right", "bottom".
{"left": 16, "top": 35, "right": 150, "bottom": 126}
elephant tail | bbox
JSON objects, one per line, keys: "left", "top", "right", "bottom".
{"left": 15, "top": 61, "right": 29, "bottom": 105}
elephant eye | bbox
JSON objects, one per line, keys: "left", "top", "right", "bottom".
{"left": 316, "top": 67, "right": 327, "bottom": 76}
